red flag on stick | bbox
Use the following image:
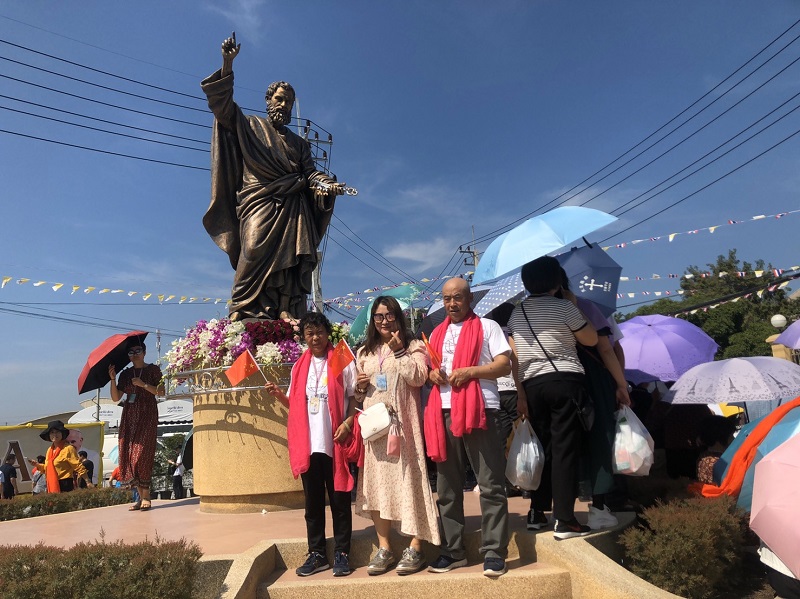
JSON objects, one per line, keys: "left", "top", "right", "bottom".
{"left": 420, "top": 332, "right": 442, "bottom": 371}
{"left": 329, "top": 339, "right": 356, "bottom": 378}
{"left": 226, "top": 349, "right": 260, "bottom": 386}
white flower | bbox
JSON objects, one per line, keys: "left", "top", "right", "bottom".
{"left": 255, "top": 342, "right": 283, "bottom": 365}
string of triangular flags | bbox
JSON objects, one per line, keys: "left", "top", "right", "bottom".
{"left": 603, "top": 208, "right": 800, "bottom": 251}
{"left": 619, "top": 266, "right": 800, "bottom": 283}
{"left": 0, "top": 276, "right": 231, "bottom": 306}
{"left": 616, "top": 280, "right": 791, "bottom": 300}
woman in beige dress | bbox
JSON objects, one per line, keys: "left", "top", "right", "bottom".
{"left": 355, "top": 296, "right": 441, "bottom": 576}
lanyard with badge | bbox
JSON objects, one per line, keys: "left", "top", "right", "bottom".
{"left": 127, "top": 367, "right": 143, "bottom": 404}
{"left": 308, "top": 358, "right": 327, "bottom": 414}
{"left": 375, "top": 346, "right": 390, "bottom": 391}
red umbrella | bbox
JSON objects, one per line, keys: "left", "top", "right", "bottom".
{"left": 78, "top": 330, "right": 149, "bottom": 394}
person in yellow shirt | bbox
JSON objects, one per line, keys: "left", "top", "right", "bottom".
{"left": 28, "top": 421, "right": 93, "bottom": 493}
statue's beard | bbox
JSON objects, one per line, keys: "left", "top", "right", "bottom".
{"left": 268, "top": 104, "right": 291, "bottom": 127}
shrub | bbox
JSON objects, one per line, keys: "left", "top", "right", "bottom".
{"left": 0, "top": 537, "right": 202, "bottom": 599}
{"left": 620, "top": 495, "right": 747, "bottom": 599}
{"left": 0, "top": 487, "right": 131, "bottom": 522}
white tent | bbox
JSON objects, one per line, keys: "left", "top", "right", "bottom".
{"left": 157, "top": 400, "right": 193, "bottom": 424}
{"left": 69, "top": 404, "right": 123, "bottom": 428}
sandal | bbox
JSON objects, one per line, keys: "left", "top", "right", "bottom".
{"left": 139, "top": 500, "right": 152, "bottom": 512}
{"left": 129, "top": 501, "right": 142, "bottom": 511}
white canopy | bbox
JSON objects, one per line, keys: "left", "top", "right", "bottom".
{"left": 69, "top": 405, "right": 123, "bottom": 428}
{"left": 157, "top": 399, "right": 193, "bottom": 424}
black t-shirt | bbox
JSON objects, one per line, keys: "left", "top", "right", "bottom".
{"left": 79, "top": 460, "right": 95, "bottom": 488}
{"left": 0, "top": 463, "right": 16, "bottom": 490}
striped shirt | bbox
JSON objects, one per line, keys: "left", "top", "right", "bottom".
{"left": 508, "top": 295, "right": 587, "bottom": 380}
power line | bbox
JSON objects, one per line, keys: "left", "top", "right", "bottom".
{"left": 0, "top": 128, "right": 209, "bottom": 170}
{"left": 0, "top": 103, "right": 208, "bottom": 152}
{"left": 464, "top": 18, "right": 800, "bottom": 248}
{"left": 330, "top": 215, "right": 416, "bottom": 281}
{"left": 325, "top": 233, "right": 399, "bottom": 284}
{"left": 600, "top": 123, "right": 800, "bottom": 242}
{"left": 0, "top": 92, "right": 209, "bottom": 144}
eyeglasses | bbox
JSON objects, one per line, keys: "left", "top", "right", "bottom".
{"left": 373, "top": 313, "right": 396, "bottom": 323}
{"left": 127, "top": 348, "right": 144, "bottom": 356}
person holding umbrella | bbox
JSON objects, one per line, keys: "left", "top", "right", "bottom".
{"left": 28, "top": 421, "right": 93, "bottom": 493}
{"left": 108, "top": 340, "right": 163, "bottom": 511}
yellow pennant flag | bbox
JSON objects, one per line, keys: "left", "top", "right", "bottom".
{"left": 99, "top": 289, "right": 110, "bottom": 294}
{"left": 158, "top": 294, "right": 165, "bottom": 303}
{"left": 84, "top": 287, "right": 96, "bottom": 293}
{"left": 33, "top": 281, "right": 46, "bottom": 287}
{"left": 71, "top": 285, "right": 81, "bottom": 294}
{"left": 1, "top": 276, "right": 11, "bottom": 288}
{"left": 128, "top": 291, "right": 137, "bottom": 297}
{"left": 52, "top": 283, "right": 63, "bottom": 291}
{"left": 142, "top": 293, "right": 152, "bottom": 301}
{"left": 179, "top": 296, "right": 187, "bottom": 304}
{"left": 17, "top": 278, "right": 30, "bottom": 285}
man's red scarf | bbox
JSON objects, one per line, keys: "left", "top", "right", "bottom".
{"left": 287, "top": 344, "right": 353, "bottom": 492}
{"left": 424, "top": 312, "right": 486, "bottom": 462}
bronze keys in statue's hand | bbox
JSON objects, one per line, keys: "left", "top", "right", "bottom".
{"left": 313, "top": 181, "right": 358, "bottom": 196}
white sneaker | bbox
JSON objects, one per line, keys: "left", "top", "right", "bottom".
{"left": 587, "top": 505, "right": 618, "bottom": 530}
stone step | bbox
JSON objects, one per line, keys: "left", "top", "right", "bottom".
{"left": 258, "top": 561, "right": 572, "bottom": 599}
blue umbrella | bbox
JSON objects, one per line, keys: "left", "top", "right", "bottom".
{"left": 473, "top": 243, "right": 622, "bottom": 317}
{"left": 472, "top": 206, "right": 618, "bottom": 284}
{"left": 348, "top": 284, "right": 422, "bottom": 343}
{"left": 712, "top": 405, "right": 800, "bottom": 511}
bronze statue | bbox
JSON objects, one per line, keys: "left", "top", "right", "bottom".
{"left": 201, "top": 33, "right": 345, "bottom": 321}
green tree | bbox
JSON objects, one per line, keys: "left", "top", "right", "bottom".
{"left": 620, "top": 250, "right": 799, "bottom": 358}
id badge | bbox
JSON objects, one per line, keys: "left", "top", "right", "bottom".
{"left": 375, "top": 373, "right": 388, "bottom": 391}
{"left": 308, "top": 396, "right": 320, "bottom": 414}
{"left": 127, "top": 392, "right": 136, "bottom": 404}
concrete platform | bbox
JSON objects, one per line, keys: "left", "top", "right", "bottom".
{"left": 0, "top": 492, "right": 679, "bottom": 599}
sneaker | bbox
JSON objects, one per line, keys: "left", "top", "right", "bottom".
{"left": 526, "top": 509, "right": 550, "bottom": 531}
{"left": 295, "top": 551, "right": 329, "bottom": 576}
{"left": 367, "top": 547, "right": 395, "bottom": 576}
{"left": 587, "top": 505, "right": 619, "bottom": 530}
{"left": 553, "top": 519, "right": 592, "bottom": 540}
{"left": 396, "top": 546, "right": 425, "bottom": 575}
{"left": 483, "top": 557, "right": 507, "bottom": 578}
{"left": 333, "top": 551, "right": 352, "bottom": 577}
{"left": 428, "top": 554, "right": 468, "bottom": 573}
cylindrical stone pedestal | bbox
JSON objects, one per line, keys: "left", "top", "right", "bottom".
{"left": 186, "top": 367, "right": 304, "bottom": 513}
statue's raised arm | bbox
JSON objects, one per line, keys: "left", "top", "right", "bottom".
{"left": 220, "top": 32, "right": 240, "bottom": 76}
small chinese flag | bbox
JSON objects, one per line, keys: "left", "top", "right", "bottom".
{"left": 421, "top": 332, "right": 442, "bottom": 371}
{"left": 329, "top": 339, "right": 356, "bottom": 378}
{"left": 226, "top": 349, "right": 260, "bottom": 386}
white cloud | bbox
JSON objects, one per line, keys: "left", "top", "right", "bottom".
{"left": 384, "top": 237, "right": 459, "bottom": 272}
{"left": 204, "top": 0, "right": 268, "bottom": 43}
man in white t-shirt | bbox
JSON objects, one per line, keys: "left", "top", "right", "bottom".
{"left": 426, "top": 278, "right": 512, "bottom": 578}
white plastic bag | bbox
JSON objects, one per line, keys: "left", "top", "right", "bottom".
{"left": 505, "top": 419, "right": 544, "bottom": 491}
{"left": 612, "top": 405, "right": 655, "bottom": 476}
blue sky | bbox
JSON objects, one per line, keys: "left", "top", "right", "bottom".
{"left": 1, "top": 1, "right": 799, "bottom": 424}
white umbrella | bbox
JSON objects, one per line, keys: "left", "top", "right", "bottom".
{"left": 664, "top": 356, "right": 800, "bottom": 404}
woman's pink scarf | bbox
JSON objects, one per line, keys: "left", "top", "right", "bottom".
{"left": 287, "top": 345, "right": 353, "bottom": 492}
{"left": 424, "top": 312, "right": 485, "bottom": 462}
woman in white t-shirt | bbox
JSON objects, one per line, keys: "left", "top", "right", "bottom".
{"left": 508, "top": 256, "right": 598, "bottom": 540}
{"left": 265, "top": 312, "right": 358, "bottom": 579}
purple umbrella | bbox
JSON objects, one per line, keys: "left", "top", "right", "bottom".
{"left": 618, "top": 315, "right": 718, "bottom": 384}
{"left": 775, "top": 319, "right": 800, "bottom": 350}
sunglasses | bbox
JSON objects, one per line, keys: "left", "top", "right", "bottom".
{"left": 127, "top": 348, "right": 144, "bottom": 356}
{"left": 373, "top": 313, "right": 396, "bottom": 323}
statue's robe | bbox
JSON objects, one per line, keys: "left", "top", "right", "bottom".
{"left": 201, "top": 69, "right": 335, "bottom": 319}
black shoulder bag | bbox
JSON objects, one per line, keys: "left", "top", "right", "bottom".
{"left": 520, "top": 303, "right": 595, "bottom": 432}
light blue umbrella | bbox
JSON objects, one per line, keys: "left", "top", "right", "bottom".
{"left": 712, "top": 405, "right": 800, "bottom": 511}
{"left": 473, "top": 243, "right": 623, "bottom": 317}
{"left": 472, "top": 206, "right": 618, "bottom": 284}
{"left": 775, "top": 319, "right": 800, "bottom": 349}
{"left": 347, "top": 284, "right": 422, "bottom": 342}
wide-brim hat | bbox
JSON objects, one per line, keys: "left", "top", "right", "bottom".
{"left": 39, "top": 420, "right": 70, "bottom": 442}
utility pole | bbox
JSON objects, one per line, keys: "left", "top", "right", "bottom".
{"left": 458, "top": 226, "right": 480, "bottom": 282}
{"left": 312, "top": 251, "right": 324, "bottom": 312}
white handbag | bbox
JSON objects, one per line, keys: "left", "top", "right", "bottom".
{"left": 358, "top": 402, "right": 392, "bottom": 442}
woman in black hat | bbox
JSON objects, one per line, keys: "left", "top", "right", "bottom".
{"left": 28, "top": 420, "right": 93, "bottom": 493}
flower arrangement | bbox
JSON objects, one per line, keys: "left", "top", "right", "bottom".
{"left": 164, "top": 317, "right": 350, "bottom": 376}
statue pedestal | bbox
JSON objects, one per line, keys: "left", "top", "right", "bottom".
{"left": 182, "top": 367, "right": 303, "bottom": 513}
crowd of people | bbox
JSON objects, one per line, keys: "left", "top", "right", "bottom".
{"left": 267, "top": 256, "right": 647, "bottom": 579}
